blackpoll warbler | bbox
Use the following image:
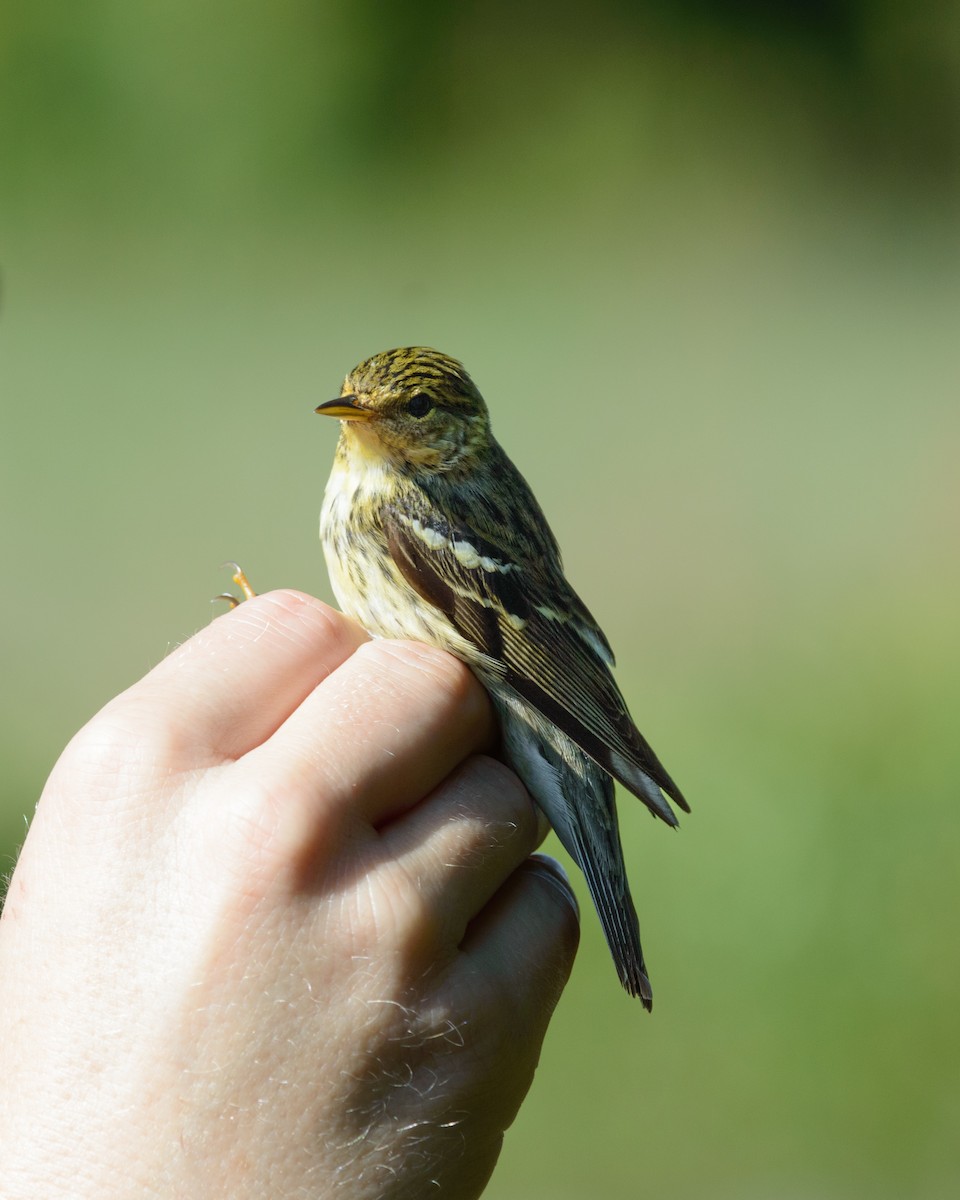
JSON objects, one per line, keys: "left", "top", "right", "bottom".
{"left": 317, "top": 347, "right": 688, "bottom": 1007}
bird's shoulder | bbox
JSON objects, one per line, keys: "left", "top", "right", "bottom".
{"left": 384, "top": 438, "right": 618, "bottom": 672}
{"left": 423, "top": 438, "right": 562, "bottom": 572}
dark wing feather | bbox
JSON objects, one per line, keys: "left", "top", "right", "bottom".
{"left": 383, "top": 501, "right": 688, "bottom": 821}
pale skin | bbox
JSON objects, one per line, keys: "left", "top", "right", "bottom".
{"left": 0, "top": 591, "right": 579, "bottom": 1199}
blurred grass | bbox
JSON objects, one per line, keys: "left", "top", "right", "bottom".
{"left": 2, "top": 2, "right": 960, "bottom": 1197}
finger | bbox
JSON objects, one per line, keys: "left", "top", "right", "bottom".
{"left": 460, "top": 854, "right": 580, "bottom": 1011}
{"left": 375, "top": 755, "right": 544, "bottom": 949}
{"left": 246, "top": 638, "right": 496, "bottom": 830}
{"left": 128, "top": 591, "right": 368, "bottom": 761}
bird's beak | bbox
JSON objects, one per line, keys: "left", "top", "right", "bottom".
{"left": 314, "top": 394, "right": 374, "bottom": 422}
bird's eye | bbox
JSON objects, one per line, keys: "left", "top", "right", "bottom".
{"left": 406, "top": 393, "right": 434, "bottom": 418}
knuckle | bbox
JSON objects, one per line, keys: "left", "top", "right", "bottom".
{"left": 469, "top": 753, "right": 536, "bottom": 826}
{"left": 57, "top": 698, "right": 185, "bottom": 791}
{"left": 210, "top": 778, "right": 301, "bottom": 892}
{"left": 442, "top": 755, "right": 539, "bottom": 856}
{"left": 248, "top": 590, "right": 367, "bottom": 650}
{"left": 356, "top": 638, "right": 484, "bottom": 712}
{"left": 366, "top": 858, "right": 446, "bottom": 956}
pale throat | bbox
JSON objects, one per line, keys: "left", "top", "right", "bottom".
{"left": 324, "top": 429, "right": 397, "bottom": 522}
{"left": 339, "top": 420, "right": 464, "bottom": 474}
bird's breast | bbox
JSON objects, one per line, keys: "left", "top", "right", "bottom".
{"left": 320, "top": 451, "right": 468, "bottom": 652}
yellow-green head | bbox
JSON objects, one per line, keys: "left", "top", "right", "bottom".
{"left": 316, "top": 346, "right": 492, "bottom": 474}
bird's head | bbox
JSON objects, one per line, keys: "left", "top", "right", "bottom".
{"left": 316, "top": 347, "right": 492, "bottom": 474}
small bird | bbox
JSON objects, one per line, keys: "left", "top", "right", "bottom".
{"left": 316, "top": 347, "right": 688, "bottom": 1007}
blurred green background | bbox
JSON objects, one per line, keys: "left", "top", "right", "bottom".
{"left": 2, "top": 2, "right": 959, "bottom": 1196}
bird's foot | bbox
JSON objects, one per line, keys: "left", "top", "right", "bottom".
{"left": 213, "top": 561, "right": 258, "bottom": 610}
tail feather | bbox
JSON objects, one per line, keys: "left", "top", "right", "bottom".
{"left": 607, "top": 748, "right": 680, "bottom": 827}
{"left": 495, "top": 690, "right": 654, "bottom": 1008}
{"left": 564, "top": 769, "right": 652, "bottom": 1009}
{"left": 604, "top": 726, "right": 690, "bottom": 819}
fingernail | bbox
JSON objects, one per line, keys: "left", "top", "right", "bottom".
{"left": 529, "top": 854, "right": 580, "bottom": 919}
{"left": 533, "top": 805, "right": 552, "bottom": 843}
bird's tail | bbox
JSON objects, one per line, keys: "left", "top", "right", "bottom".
{"left": 495, "top": 692, "right": 653, "bottom": 1008}
{"left": 557, "top": 763, "right": 652, "bottom": 1009}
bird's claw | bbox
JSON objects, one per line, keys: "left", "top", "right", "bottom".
{"left": 212, "top": 561, "right": 258, "bottom": 610}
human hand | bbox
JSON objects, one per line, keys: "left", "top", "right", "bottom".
{"left": 0, "top": 591, "right": 579, "bottom": 1199}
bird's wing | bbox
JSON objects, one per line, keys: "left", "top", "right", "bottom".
{"left": 382, "top": 500, "right": 688, "bottom": 822}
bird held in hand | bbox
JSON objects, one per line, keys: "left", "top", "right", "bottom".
{"left": 316, "top": 347, "right": 688, "bottom": 1008}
